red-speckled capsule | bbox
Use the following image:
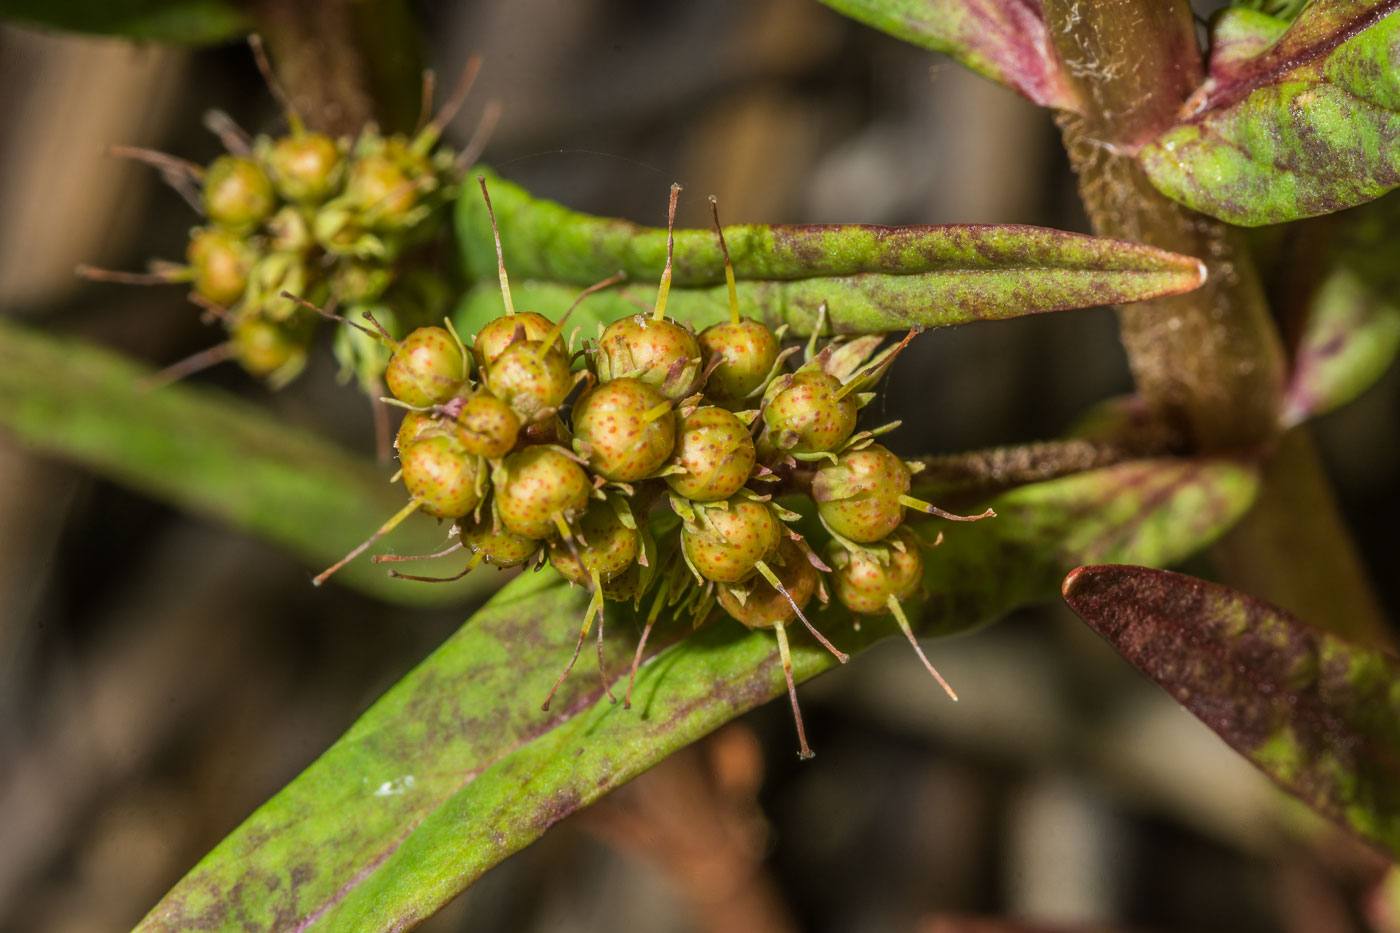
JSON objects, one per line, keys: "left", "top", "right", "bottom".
{"left": 572, "top": 377, "right": 675, "bottom": 481}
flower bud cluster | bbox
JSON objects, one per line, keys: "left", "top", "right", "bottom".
{"left": 325, "top": 185, "right": 993, "bottom": 757}
{"left": 86, "top": 55, "right": 482, "bottom": 395}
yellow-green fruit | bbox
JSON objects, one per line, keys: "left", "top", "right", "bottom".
{"left": 828, "top": 526, "right": 923, "bottom": 616}
{"left": 267, "top": 132, "right": 344, "bottom": 205}
{"left": 812, "top": 444, "right": 911, "bottom": 543}
{"left": 345, "top": 153, "right": 416, "bottom": 226}
{"left": 717, "top": 540, "right": 816, "bottom": 630}
{"left": 458, "top": 512, "right": 538, "bottom": 568}
{"left": 547, "top": 503, "right": 638, "bottom": 588}
{"left": 400, "top": 434, "right": 481, "bottom": 519}
{"left": 395, "top": 410, "right": 437, "bottom": 451}
{"left": 488, "top": 340, "right": 573, "bottom": 422}
{"left": 595, "top": 315, "right": 702, "bottom": 400}
{"left": 385, "top": 326, "right": 468, "bottom": 408}
{"left": 762, "top": 370, "right": 857, "bottom": 456}
{"left": 571, "top": 378, "right": 675, "bottom": 481}
{"left": 203, "top": 155, "right": 276, "bottom": 233}
{"left": 495, "top": 446, "right": 591, "bottom": 539}
{"left": 454, "top": 394, "right": 521, "bottom": 459}
{"left": 230, "top": 315, "right": 306, "bottom": 378}
{"left": 474, "top": 312, "right": 564, "bottom": 366}
{"left": 186, "top": 226, "right": 254, "bottom": 307}
{"left": 680, "top": 497, "right": 781, "bottom": 584}
{"left": 665, "top": 406, "right": 755, "bottom": 501}
{"left": 698, "top": 318, "right": 780, "bottom": 405}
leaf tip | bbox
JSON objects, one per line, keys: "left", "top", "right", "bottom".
{"left": 1061, "top": 564, "right": 1094, "bottom": 602}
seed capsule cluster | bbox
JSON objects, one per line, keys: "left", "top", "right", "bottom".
{"left": 320, "top": 182, "right": 993, "bottom": 759}
{"left": 83, "top": 43, "right": 494, "bottom": 397}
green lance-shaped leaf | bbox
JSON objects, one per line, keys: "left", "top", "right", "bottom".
{"left": 1138, "top": 2, "right": 1400, "bottom": 225}
{"left": 1062, "top": 564, "right": 1400, "bottom": 858}
{"left": 0, "top": 317, "right": 489, "bottom": 606}
{"left": 457, "top": 171, "right": 1206, "bottom": 335}
{"left": 1282, "top": 194, "right": 1400, "bottom": 426}
{"left": 813, "top": 0, "right": 1077, "bottom": 109}
{"left": 0, "top": 0, "right": 250, "bottom": 44}
{"left": 134, "top": 456, "right": 1257, "bottom": 932}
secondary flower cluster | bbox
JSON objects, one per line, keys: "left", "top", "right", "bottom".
{"left": 83, "top": 49, "right": 488, "bottom": 395}
{"left": 319, "top": 182, "right": 992, "bottom": 758}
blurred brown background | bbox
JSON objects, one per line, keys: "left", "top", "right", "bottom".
{"left": 1, "top": 2, "right": 1396, "bottom": 931}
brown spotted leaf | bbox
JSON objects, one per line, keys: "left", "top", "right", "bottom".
{"left": 813, "top": 0, "right": 1076, "bottom": 108}
{"left": 135, "top": 457, "right": 1257, "bottom": 931}
{"left": 1063, "top": 564, "right": 1400, "bottom": 857}
{"left": 1139, "top": 2, "right": 1400, "bottom": 225}
{"left": 455, "top": 171, "right": 1205, "bottom": 336}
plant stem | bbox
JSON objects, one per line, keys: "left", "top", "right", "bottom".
{"left": 1043, "top": 0, "right": 1285, "bottom": 454}
{"left": 1213, "top": 429, "right": 1393, "bottom": 649}
{"left": 252, "top": 0, "right": 423, "bottom": 135}
{"left": 1043, "top": 0, "right": 1392, "bottom": 645}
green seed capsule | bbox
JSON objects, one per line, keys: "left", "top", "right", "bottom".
{"left": 395, "top": 410, "right": 438, "bottom": 450}
{"left": 571, "top": 377, "right": 675, "bottom": 481}
{"left": 487, "top": 340, "right": 573, "bottom": 422}
{"left": 547, "top": 502, "right": 639, "bottom": 588}
{"left": 495, "top": 446, "right": 591, "bottom": 539}
{"left": 828, "top": 526, "right": 923, "bottom": 616}
{"left": 400, "top": 434, "right": 481, "bottom": 519}
{"left": 267, "top": 132, "right": 344, "bottom": 205}
{"left": 699, "top": 318, "right": 780, "bottom": 405}
{"left": 458, "top": 512, "right": 539, "bottom": 568}
{"left": 230, "top": 314, "right": 307, "bottom": 379}
{"left": 595, "top": 315, "right": 702, "bottom": 400}
{"left": 186, "top": 226, "right": 254, "bottom": 308}
{"left": 385, "top": 326, "right": 469, "bottom": 408}
{"left": 454, "top": 393, "right": 521, "bottom": 459}
{"left": 665, "top": 406, "right": 755, "bottom": 501}
{"left": 344, "top": 154, "right": 415, "bottom": 225}
{"left": 203, "top": 155, "right": 276, "bottom": 233}
{"left": 330, "top": 260, "right": 395, "bottom": 305}
{"left": 681, "top": 497, "right": 781, "bottom": 584}
{"left": 762, "top": 370, "right": 857, "bottom": 456}
{"left": 716, "top": 540, "right": 816, "bottom": 630}
{"left": 812, "top": 444, "right": 912, "bottom": 543}
{"left": 474, "top": 312, "right": 564, "bottom": 366}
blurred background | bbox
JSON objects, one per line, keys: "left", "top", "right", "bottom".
{"left": 1, "top": 1, "right": 1397, "bottom": 931}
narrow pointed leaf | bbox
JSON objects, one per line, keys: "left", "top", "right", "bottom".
{"left": 1139, "top": 2, "right": 1400, "bottom": 225}
{"left": 137, "top": 456, "right": 1256, "bottom": 932}
{"left": 457, "top": 172, "right": 1206, "bottom": 334}
{"left": 1062, "top": 564, "right": 1400, "bottom": 857}
{"left": 0, "top": 0, "right": 250, "bottom": 44}
{"left": 1283, "top": 195, "right": 1400, "bottom": 425}
{"left": 813, "top": 0, "right": 1076, "bottom": 109}
{"left": 0, "top": 317, "right": 487, "bottom": 605}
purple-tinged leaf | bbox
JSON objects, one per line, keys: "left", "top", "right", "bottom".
{"left": 814, "top": 0, "right": 1076, "bottom": 109}
{"left": 1205, "top": 8, "right": 1290, "bottom": 80}
{"left": 1282, "top": 195, "right": 1400, "bottom": 425}
{"left": 135, "top": 457, "right": 1257, "bottom": 932}
{"left": 1063, "top": 564, "right": 1400, "bottom": 858}
{"left": 1139, "top": 1, "right": 1400, "bottom": 225}
{"left": 0, "top": 317, "right": 487, "bottom": 606}
{"left": 457, "top": 172, "right": 1206, "bottom": 335}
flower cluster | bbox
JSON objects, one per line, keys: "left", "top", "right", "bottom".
{"left": 319, "top": 181, "right": 992, "bottom": 758}
{"left": 82, "top": 47, "right": 490, "bottom": 398}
